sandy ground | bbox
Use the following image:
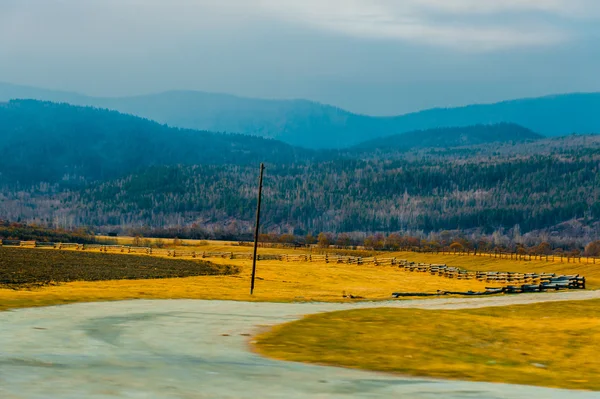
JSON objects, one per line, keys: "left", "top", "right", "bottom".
{"left": 1, "top": 291, "right": 599, "bottom": 399}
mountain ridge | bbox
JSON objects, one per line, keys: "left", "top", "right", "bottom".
{"left": 353, "top": 123, "right": 543, "bottom": 152}
{"left": 0, "top": 100, "right": 552, "bottom": 185}
{"left": 0, "top": 99, "right": 316, "bottom": 184}
{"left": 2, "top": 82, "right": 600, "bottom": 149}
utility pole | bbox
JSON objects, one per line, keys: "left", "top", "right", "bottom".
{"left": 250, "top": 163, "right": 265, "bottom": 295}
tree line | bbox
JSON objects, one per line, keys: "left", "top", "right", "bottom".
{"left": 256, "top": 231, "right": 600, "bottom": 257}
{"left": 0, "top": 220, "right": 96, "bottom": 244}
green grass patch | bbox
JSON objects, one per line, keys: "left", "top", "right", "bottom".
{"left": 255, "top": 300, "right": 600, "bottom": 391}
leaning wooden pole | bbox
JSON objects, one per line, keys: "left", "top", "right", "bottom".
{"left": 250, "top": 163, "right": 265, "bottom": 295}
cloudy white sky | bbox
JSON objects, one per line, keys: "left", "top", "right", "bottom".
{"left": 1, "top": 0, "right": 600, "bottom": 115}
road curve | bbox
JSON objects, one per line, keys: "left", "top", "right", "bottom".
{"left": 1, "top": 291, "right": 599, "bottom": 399}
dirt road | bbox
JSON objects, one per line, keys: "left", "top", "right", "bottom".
{"left": 1, "top": 291, "right": 599, "bottom": 398}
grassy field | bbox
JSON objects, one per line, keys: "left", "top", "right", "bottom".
{"left": 1, "top": 240, "right": 598, "bottom": 312}
{"left": 0, "top": 247, "right": 237, "bottom": 289}
{"left": 100, "top": 236, "right": 600, "bottom": 283}
{"left": 0, "top": 245, "right": 493, "bottom": 311}
{"left": 254, "top": 300, "right": 600, "bottom": 391}
{"left": 97, "top": 237, "right": 600, "bottom": 286}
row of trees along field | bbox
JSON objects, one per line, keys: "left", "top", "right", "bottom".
{"left": 0, "top": 220, "right": 96, "bottom": 243}
{"left": 255, "top": 232, "right": 600, "bottom": 257}
{"left": 119, "top": 224, "right": 600, "bottom": 257}
{"left": 2, "top": 220, "right": 599, "bottom": 256}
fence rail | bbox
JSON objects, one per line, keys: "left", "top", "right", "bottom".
{"left": 413, "top": 249, "right": 599, "bottom": 264}
{"left": 396, "top": 260, "right": 585, "bottom": 291}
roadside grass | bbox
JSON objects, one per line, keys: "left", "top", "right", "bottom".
{"left": 0, "top": 247, "right": 492, "bottom": 311}
{"left": 254, "top": 300, "right": 600, "bottom": 391}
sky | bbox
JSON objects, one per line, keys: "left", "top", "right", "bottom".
{"left": 1, "top": 0, "right": 600, "bottom": 115}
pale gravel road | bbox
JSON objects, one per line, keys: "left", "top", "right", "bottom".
{"left": 1, "top": 291, "right": 599, "bottom": 399}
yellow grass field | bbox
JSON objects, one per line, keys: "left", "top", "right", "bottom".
{"left": 254, "top": 300, "right": 600, "bottom": 391}
{"left": 100, "top": 238, "right": 600, "bottom": 288}
{"left": 1, "top": 239, "right": 598, "bottom": 312}
{"left": 0, "top": 251, "right": 491, "bottom": 312}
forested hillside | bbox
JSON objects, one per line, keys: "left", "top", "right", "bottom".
{"left": 3, "top": 82, "right": 600, "bottom": 149}
{"left": 0, "top": 100, "right": 315, "bottom": 184}
{"left": 3, "top": 136, "right": 599, "bottom": 242}
{"left": 353, "top": 124, "right": 542, "bottom": 152}
{"left": 0, "top": 100, "right": 541, "bottom": 184}
{"left": 68, "top": 151, "right": 600, "bottom": 234}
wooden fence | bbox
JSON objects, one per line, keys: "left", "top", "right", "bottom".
{"left": 397, "top": 260, "right": 585, "bottom": 291}
{"left": 415, "top": 249, "right": 599, "bottom": 264}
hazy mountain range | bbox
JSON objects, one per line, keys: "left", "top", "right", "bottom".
{"left": 0, "top": 100, "right": 540, "bottom": 184}
{"left": 1, "top": 82, "right": 599, "bottom": 149}
{"left": 0, "top": 100, "right": 314, "bottom": 184}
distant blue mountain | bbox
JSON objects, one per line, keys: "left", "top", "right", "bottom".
{"left": 1, "top": 82, "right": 599, "bottom": 149}
{"left": 388, "top": 93, "right": 600, "bottom": 140}
{"left": 353, "top": 123, "right": 543, "bottom": 151}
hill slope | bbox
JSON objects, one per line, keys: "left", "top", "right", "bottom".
{"left": 2, "top": 82, "right": 600, "bottom": 149}
{"left": 353, "top": 123, "right": 543, "bottom": 152}
{"left": 388, "top": 93, "right": 600, "bottom": 140}
{"left": 4, "top": 136, "right": 600, "bottom": 236}
{"left": 0, "top": 100, "right": 314, "bottom": 184}
{"left": 0, "top": 82, "right": 88, "bottom": 104}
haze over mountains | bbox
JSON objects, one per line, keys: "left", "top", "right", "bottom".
{"left": 352, "top": 124, "right": 542, "bottom": 152}
{"left": 0, "top": 100, "right": 541, "bottom": 185}
{"left": 1, "top": 82, "right": 599, "bottom": 149}
{"left": 0, "top": 100, "right": 314, "bottom": 184}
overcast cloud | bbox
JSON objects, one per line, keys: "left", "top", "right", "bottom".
{"left": 1, "top": 0, "right": 599, "bottom": 114}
